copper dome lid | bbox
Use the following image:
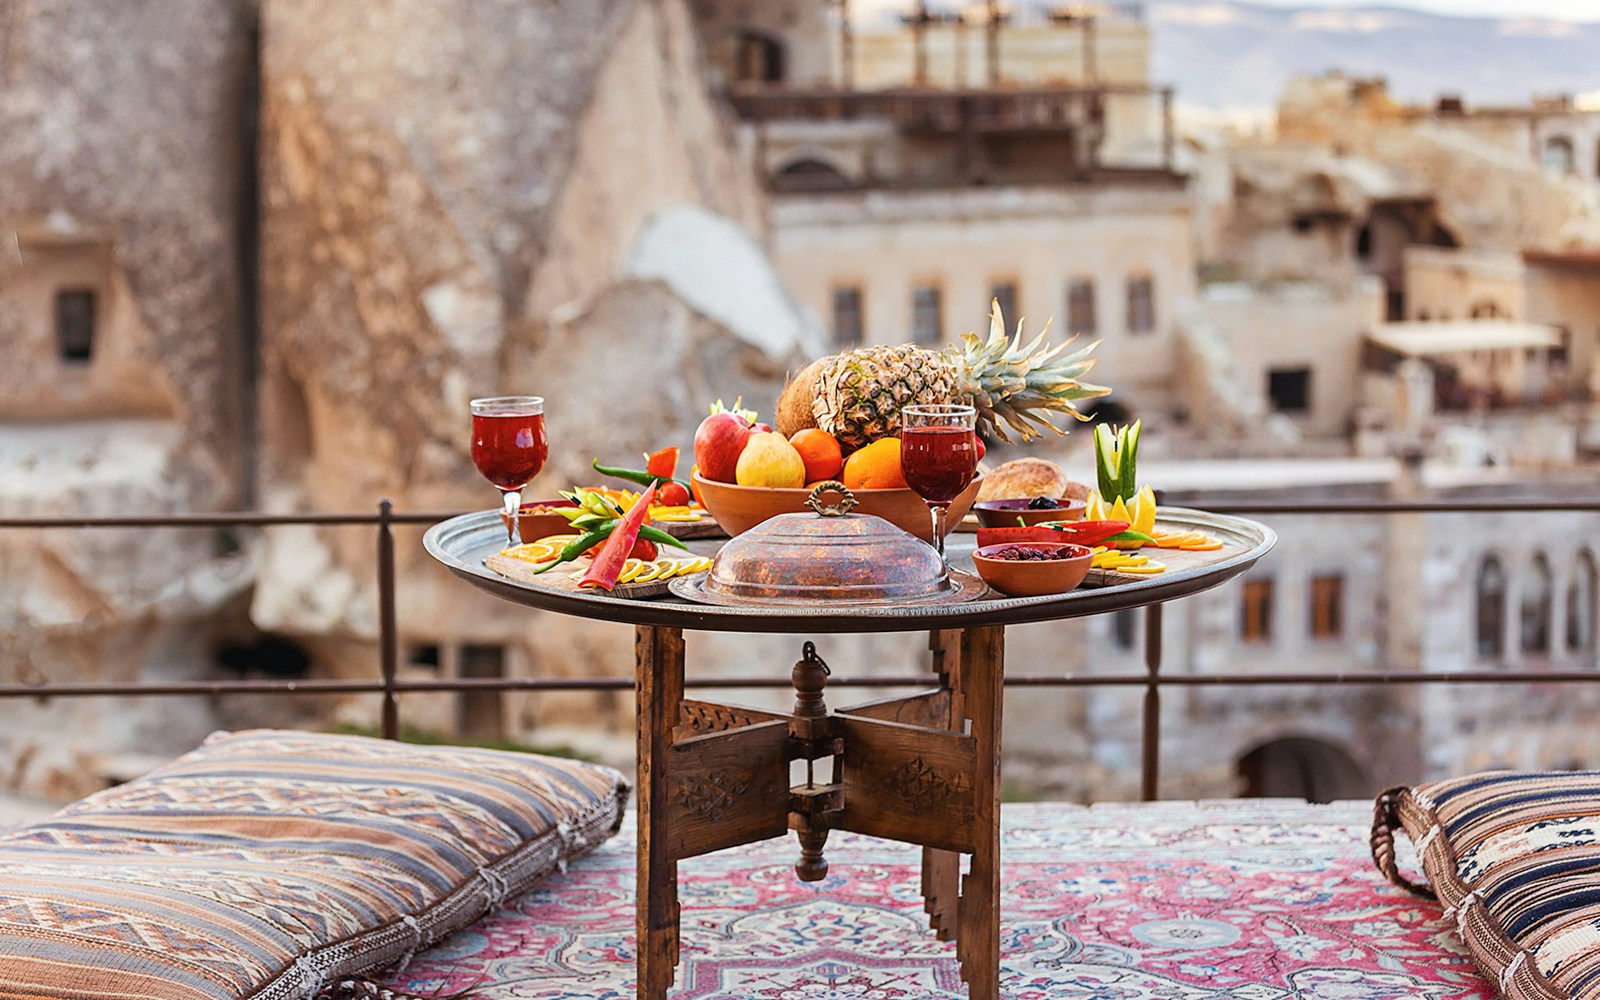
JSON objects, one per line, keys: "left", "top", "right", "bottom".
{"left": 701, "top": 482, "right": 951, "bottom": 604}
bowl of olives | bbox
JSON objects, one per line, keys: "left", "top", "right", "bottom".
{"left": 971, "top": 496, "right": 1088, "bottom": 528}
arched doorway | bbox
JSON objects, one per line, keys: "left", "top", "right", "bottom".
{"left": 1237, "top": 737, "right": 1369, "bottom": 802}
{"left": 773, "top": 157, "right": 854, "bottom": 193}
{"left": 1544, "top": 136, "right": 1576, "bottom": 174}
{"left": 1080, "top": 399, "right": 1135, "bottom": 427}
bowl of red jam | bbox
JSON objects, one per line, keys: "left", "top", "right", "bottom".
{"left": 971, "top": 542, "right": 1093, "bottom": 597}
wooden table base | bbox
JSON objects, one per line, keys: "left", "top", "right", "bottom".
{"left": 634, "top": 624, "right": 1005, "bottom": 1000}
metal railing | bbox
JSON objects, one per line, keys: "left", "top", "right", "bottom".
{"left": 4, "top": 498, "right": 1600, "bottom": 800}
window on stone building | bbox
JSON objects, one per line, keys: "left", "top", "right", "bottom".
{"left": 1568, "top": 549, "right": 1596, "bottom": 653}
{"left": 1112, "top": 608, "right": 1137, "bottom": 650}
{"left": 1267, "top": 367, "right": 1312, "bottom": 413}
{"left": 407, "top": 644, "right": 442, "bottom": 673}
{"left": 911, "top": 284, "right": 943, "bottom": 345}
{"left": 832, "top": 286, "right": 863, "bottom": 347}
{"left": 1477, "top": 555, "right": 1507, "bottom": 658}
{"left": 56, "top": 289, "right": 97, "bottom": 363}
{"left": 1066, "top": 278, "right": 1096, "bottom": 335}
{"left": 1241, "top": 578, "right": 1274, "bottom": 643}
{"left": 1126, "top": 275, "right": 1155, "bottom": 334}
{"left": 1523, "top": 553, "right": 1554, "bottom": 655}
{"left": 1551, "top": 325, "right": 1572, "bottom": 369}
{"left": 1356, "top": 223, "right": 1374, "bottom": 260}
{"left": 1469, "top": 300, "right": 1507, "bottom": 319}
{"left": 1309, "top": 574, "right": 1344, "bottom": 639}
{"left": 989, "top": 281, "right": 1019, "bottom": 326}
{"left": 735, "top": 31, "right": 786, "bottom": 84}
{"left": 1544, "top": 136, "right": 1576, "bottom": 174}
{"left": 457, "top": 643, "right": 506, "bottom": 742}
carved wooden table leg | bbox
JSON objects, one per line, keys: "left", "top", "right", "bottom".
{"left": 956, "top": 625, "right": 1004, "bottom": 1000}
{"left": 636, "top": 625, "right": 683, "bottom": 1000}
{"left": 921, "top": 628, "right": 963, "bottom": 942}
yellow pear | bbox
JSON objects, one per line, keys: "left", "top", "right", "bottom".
{"left": 735, "top": 431, "right": 807, "bottom": 488}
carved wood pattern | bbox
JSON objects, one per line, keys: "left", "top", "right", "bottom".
{"left": 673, "top": 766, "right": 754, "bottom": 823}
{"left": 884, "top": 754, "right": 972, "bottom": 811}
{"left": 678, "top": 700, "right": 781, "bottom": 735}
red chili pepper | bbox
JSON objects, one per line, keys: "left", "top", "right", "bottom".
{"left": 646, "top": 447, "right": 679, "bottom": 479}
{"left": 579, "top": 483, "right": 660, "bottom": 591}
{"left": 975, "top": 526, "right": 1064, "bottom": 549}
{"left": 1040, "top": 519, "right": 1130, "bottom": 547}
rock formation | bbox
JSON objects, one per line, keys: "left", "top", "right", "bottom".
{"left": 255, "top": 0, "right": 823, "bottom": 742}
{"left": 0, "top": 0, "right": 257, "bottom": 796}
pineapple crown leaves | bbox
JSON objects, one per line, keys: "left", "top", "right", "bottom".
{"left": 953, "top": 299, "right": 1112, "bottom": 442}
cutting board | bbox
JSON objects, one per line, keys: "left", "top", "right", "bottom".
{"left": 484, "top": 552, "right": 702, "bottom": 599}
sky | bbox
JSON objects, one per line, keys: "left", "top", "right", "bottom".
{"left": 1234, "top": 0, "right": 1600, "bottom": 17}
{"left": 857, "top": 0, "right": 1600, "bottom": 21}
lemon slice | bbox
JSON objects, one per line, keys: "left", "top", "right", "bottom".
{"left": 618, "top": 559, "right": 645, "bottom": 583}
{"left": 632, "top": 562, "right": 665, "bottom": 583}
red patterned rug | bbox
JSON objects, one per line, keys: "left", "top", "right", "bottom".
{"left": 401, "top": 799, "right": 1493, "bottom": 999}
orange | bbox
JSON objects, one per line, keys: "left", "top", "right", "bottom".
{"left": 789, "top": 428, "right": 844, "bottom": 483}
{"left": 841, "top": 437, "right": 907, "bottom": 490}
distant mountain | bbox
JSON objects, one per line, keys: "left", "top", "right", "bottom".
{"left": 1149, "top": 1, "right": 1600, "bottom": 111}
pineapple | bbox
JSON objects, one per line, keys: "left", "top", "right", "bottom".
{"left": 776, "top": 300, "right": 1110, "bottom": 449}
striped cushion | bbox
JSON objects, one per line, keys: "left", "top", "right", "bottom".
{"left": 0, "top": 729, "right": 627, "bottom": 1000}
{"left": 1374, "top": 772, "right": 1600, "bottom": 1000}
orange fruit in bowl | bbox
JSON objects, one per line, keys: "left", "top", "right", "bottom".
{"left": 841, "top": 437, "right": 908, "bottom": 490}
{"left": 789, "top": 428, "right": 844, "bottom": 483}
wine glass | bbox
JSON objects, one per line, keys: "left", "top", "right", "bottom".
{"left": 470, "top": 396, "right": 548, "bottom": 545}
{"left": 900, "top": 403, "right": 979, "bottom": 566}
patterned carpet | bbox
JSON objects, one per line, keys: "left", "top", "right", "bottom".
{"left": 400, "top": 799, "right": 1494, "bottom": 999}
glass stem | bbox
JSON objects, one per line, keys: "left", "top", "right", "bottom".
{"left": 502, "top": 489, "right": 521, "bottom": 545}
{"left": 931, "top": 503, "right": 949, "bottom": 563}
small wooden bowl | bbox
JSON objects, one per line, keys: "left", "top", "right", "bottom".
{"left": 972, "top": 543, "right": 1093, "bottom": 597}
{"left": 500, "top": 499, "right": 578, "bottom": 545}
{"left": 692, "top": 471, "right": 984, "bottom": 541}
{"left": 972, "top": 497, "right": 1087, "bottom": 528}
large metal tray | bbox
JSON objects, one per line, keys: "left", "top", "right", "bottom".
{"left": 423, "top": 506, "right": 1276, "bottom": 635}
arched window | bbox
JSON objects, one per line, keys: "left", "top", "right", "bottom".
{"left": 1522, "top": 553, "right": 1553, "bottom": 655}
{"left": 1569, "top": 550, "right": 1597, "bottom": 653}
{"left": 1544, "top": 136, "right": 1576, "bottom": 174}
{"left": 1469, "top": 300, "right": 1507, "bottom": 319}
{"left": 1477, "top": 556, "right": 1506, "bottom": 658}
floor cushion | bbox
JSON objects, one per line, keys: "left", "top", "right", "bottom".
{"left": 0, "top": 729, "right": 628, "bottom": 1000}
{"left": 1374, "top": 772, "right": 1600, "bottom": 1000}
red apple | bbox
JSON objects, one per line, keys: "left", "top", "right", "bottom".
{"left": 694, "top": 411, "right": 754, "bottom": 483}
{"left": 753, "top": 422, "right": 773, "bottom": 433}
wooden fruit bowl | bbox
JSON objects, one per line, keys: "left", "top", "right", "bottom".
{"left": 692, "top": 471, "right": 984, "bottom": 541}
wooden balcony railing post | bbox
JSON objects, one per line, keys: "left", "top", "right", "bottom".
{"left": 377, "top": 499, "right": 399, "bottom": 739}
{"left": 1140, "top": 602, "right": 1163, "bottom": 801}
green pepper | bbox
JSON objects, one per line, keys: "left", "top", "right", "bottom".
{"left": 530, "top": 520, "right": 620, "bottom": 574}
{"left": 591, "top": 458, "right": 691, "bottom": 490}
{"left": 637, "top": 524, "right": 688, "bottom": 551}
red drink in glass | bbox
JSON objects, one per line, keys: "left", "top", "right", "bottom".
{"left": 902, "top": 424, "right": 977, "bottom": 504}
{"left": 471, "top": 410, "right": 548, "bottom": 490}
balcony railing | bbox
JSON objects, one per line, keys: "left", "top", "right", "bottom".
{"left": 3, "top": 498, "right": 1599, "bottom": 802}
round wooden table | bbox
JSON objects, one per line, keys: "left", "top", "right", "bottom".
{"left": 426, "top": 507, "right": 1274, "bottom": 1000}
